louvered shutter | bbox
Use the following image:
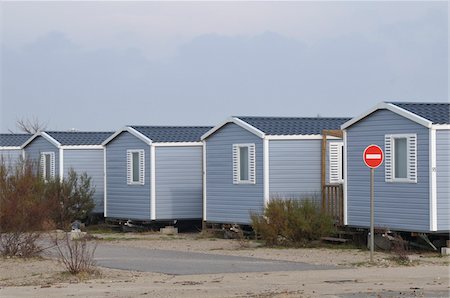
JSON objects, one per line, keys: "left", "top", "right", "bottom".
{"left": 40, "top": 153, "right": 45, "bottom": 178}
{"left": 248, "top": 144, "right": 256, "bottom": 184}
{"left": 329, "top": 142, "right": 343, "bottom": 183}
{"left": 49, "top": 153, "right": 55, "bottom": 179}
{"left": 126, "top": 150, "right": 132, "bottom": 184}
{"left": 384, "top": 135, "right": 393, "bottom": 182}
{"left": 408, "top": 135, "right": 417, "bottom": 182}
{"left": 232, "top": 144, "right": 239, "bottom": 184}
{"left": 139, "top": 150, "right": 145, "bottom": 185}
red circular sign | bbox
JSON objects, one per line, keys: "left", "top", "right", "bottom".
{"left": 363, "top": 145, "right": 384, "bottom": 168}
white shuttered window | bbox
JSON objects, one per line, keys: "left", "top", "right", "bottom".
{"left": 329, "top": 142, "right": 344, "bottom": 183}
{"left": 40, "top": 152, "right": 55, "bottom": 181}
{"left": 232, "top": 144, "right": 256, "bottom": 184}
{"left": 384, "top": 134, "right": 417, "bottom": 183}
{"left": 127, "top": 149, "right": 145, "bottom": 185}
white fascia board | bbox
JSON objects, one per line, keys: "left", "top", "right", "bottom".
{"left": 61, "top": 145, "right": 103, "bottom": 150}
{"left": 432, "top": 124, "right": 450, "bottom": 130}
{"left": 104, "top": 147, "right": 107, "bottom": 217}
{"left": 0, "top": 146, "right": 21, "bottom": 150}
{"left": 150, "top": 145, "right": 156, "bottom": 220}
{"left": 152, "top": 142, "right": 203, "bottom": 147}
{"left": 59, "top": 148, "right": 64, "bottom": 181}
{"left": 265, "top": 135, "right": 341, "bottom": 140}
{"left": 263, "top": 138, "right": 270, "bottom": 207}
{"left": 343, "top": 130, "right": 348, "bottom": 226}
{"left": 202, "top": 140, "right": 207, "bottom": 221}
{"left": 341, "top": 102, "right": 432, "bottom": 130}
{"left": 201, "top": 117, "right": 265, "bottom": 140}
{"left": 21, "top": 131, "right": 61, "bottom": 149}
{"left": 429, "top": 128, "right": 437, "bottom": 231}
{"left": 102, "top": 126, "right": 152, "bottom": 146}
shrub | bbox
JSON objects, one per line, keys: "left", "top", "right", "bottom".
{"left": 53, "top": 233, "right": 98, "bottom": 274}
{"left": 251, "top": 199, "right": 335, "bottom": 246}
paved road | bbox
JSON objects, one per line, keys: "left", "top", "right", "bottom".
{"left": 94, "top": 244, "right": 336, "bottom": 275}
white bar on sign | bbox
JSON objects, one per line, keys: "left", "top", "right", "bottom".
{"left": 366, "top": 154, "right": 381, "bottom": 159}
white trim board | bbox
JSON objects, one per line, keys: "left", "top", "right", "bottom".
{"left": 341, "top": 102, "right": 433, "bottom": 130}
{"left": 59, "top": 148, "right": 64, "bottom": 182}
{"left": 343, "top": 130, "right": 348, "bottom": 225}
{"left": 432, "top": 125, "right": 450, "bottom": 130}
{"left": 263, "top": 138, "right": 270, "bottom": 206}
{"left": 61, "top": 145, "right": 103, "bottom": 150}
{"left": 429, "top": 128, "right": 437, "bottom": 231}
{"left": 265, "top": 135, "right": 341, "bottom": 140}
{"left": 104, "top": 147, "right": 107, "bottom": 217}
{"left": 0, "top": 146, "right": 21, "bottom": 150}
{"left": 202, "top": 140, "right": 207, "bottom": 221}
{"left": 152, "top": 142, "right": 203, "bottom": 147}
{"left": 21, "top": 132, "right": 61, "bottom": 149}
{"left": 150, "top": 145, "right": 156, "bottom": 220}
{"left": 201, "top": 117, "right": 265, "bottom": 140}
{"left": 102, "top": 126, "right": 152, "bottom": 146}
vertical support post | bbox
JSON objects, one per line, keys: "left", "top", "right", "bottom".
{"left": 370, "top": 167, "right": 375, "bottom": 263}
{"left": 321, "top": 133, "right": 327, "bottom": 210}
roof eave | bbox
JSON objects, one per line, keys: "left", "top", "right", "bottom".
{"left": 201, "top": 117, "right": 265, "bottom": 140}
{"left": 21, "top": 131, "right": 62, "bottom": 149}
{"left": 102, "top": 126, "right": 153, "bottom": 146}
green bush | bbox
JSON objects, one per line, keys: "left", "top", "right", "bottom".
{"left": 251, "top": 199, "right": 335, "bottom": 246}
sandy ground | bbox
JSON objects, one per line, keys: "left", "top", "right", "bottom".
{"left": 0, "top": 232, "right": 449, "bottom": 297}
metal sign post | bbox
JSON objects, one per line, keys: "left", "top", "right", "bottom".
{"left": 363, "top": 145, "right": 384, "bottom": 263}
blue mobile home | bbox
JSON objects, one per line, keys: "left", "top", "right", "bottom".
{"left": 22, "top": 131, "right": 113, "bottom": 214}
{"left": 342, "top": 102, "right": 449, "bottom": 233}
{"left": 102, "top": 126, "right": 212, "bottom": 222}
{"left": 202, "top": 116, "right": 351, "bottom": 225}
{"left": 0, "top": 134, "right": 31, "bottom": 169}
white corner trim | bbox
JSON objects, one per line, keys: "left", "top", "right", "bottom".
{"left": 341, "top": 102, "right": 433, "bottom": 130}
{"left": 152, "top": 142, "right": 203, "bottom": 147}
{"left": 263, "top": 138, "right": 270, "bottom": 207}
{"left": 202, "top": 141, "right": 207, "bottom": 221}
{"left": 61, "top": 145, "right": 104, "bottom": 150}
{"left": 265, "top": 135, "right": 341, "bottom": 140}
{"left": 21, "top": 132, "right": 61, "bottom": 149}
{"left": 429, "top": 128, "right": 437, "bottom": 231}
{"left": 432, "top": 124, "right": 450, "bottom": 130}
{"left": 102, "top": 126, "right": 152, "bottom": 146}
{"left": 343, "top": 130, "right": 348, "bottom": 225}
{"left": 150, "top": 145, "right": 156, "bottom": 220}
{"left": 201, "top": 117, "right": 265, "bottom": 140}
{"left": 59, "top": 148, "right": 64, "bottom": 181}
{"left": 104, "top": 147, "right": 107, "bottom": 217}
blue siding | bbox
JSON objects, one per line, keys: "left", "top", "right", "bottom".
{"left": 105, "top": 132, "right": 151, "bottom": 220}
{"left": 24, "top": 136, "right": 59, "bottom": 176}
{"left": 269, "top": 140, "right": 321, "bottom": 200}
{"left": 346, "top": 109, "right": 430, "bottom": 232}
{"left": 0, "top": 149, "right": 23, "bottom": 170}
{"left": 205, "top": 123, "right": 264, "bottom": 224}
{"left": 436, "top": 130, "right": 450, "bottom": 231}
{"left": 155, "top": 146, "right": 203, "bottom": 220}
{"left": 63, "top": 149, "right": 105, "bottom": 214}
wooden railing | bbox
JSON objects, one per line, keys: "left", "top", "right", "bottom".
{"left": 322, "top": 184, "right": 344, "bottom": 226}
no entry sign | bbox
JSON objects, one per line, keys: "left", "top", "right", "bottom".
{"left": 363, "top": 145, "right": 384, "bottom": 169}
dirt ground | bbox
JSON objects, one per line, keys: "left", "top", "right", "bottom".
{"left": 0, "top": 232, "right": 449, "bottom": 297}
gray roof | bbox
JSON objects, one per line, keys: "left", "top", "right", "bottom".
{"left": 0, "top": 134, "right": 32, "bottom": 147}
{"left": 390, "top": 102, "right": 450, "bottom": 124}
{"left": 46, "top": 131, "right": 114, "bottom": 145}
{"left": 236, "top": 117, "right": 352, "bottom": 135}
{"left": 131, "top": 126, "right": 213, "bottom": 142}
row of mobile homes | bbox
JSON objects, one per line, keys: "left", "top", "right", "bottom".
{"left": 342, "top": 102, "right": 449, "bottom": 233}
{"left": 201, "top": 116, "right": 351, "bottom": 225}
{"left": 0, "top": 134, "right": 31, "bottom": 169}
{"left": 102, "top": 126, "right": 212, "bottom": 222}
{"left": 22, "top": 131, "right": 113, "bottom": 214}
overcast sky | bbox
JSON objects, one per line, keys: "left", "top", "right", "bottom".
{"left": 0, "top": 1, "right": 448, "bottom": 133}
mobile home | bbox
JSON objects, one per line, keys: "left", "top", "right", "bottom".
{"left": 0, "top": 134, "right": 31, "bottom": 169}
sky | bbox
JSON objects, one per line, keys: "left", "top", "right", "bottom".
{"left": 0, "top": 1, "right": 448, "bottom": 133}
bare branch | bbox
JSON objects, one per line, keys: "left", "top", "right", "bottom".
{"left": 15, "top": 116, "right": 47, "bottom": 134}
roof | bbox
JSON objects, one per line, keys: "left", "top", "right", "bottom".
{"left": 390, "top": 102, "right": 449, "bottom": 124}
{"left": 130, "top": 126, "right": 213, "bottom": 143}
{"left": 44, "top": 131, "right": 114, "bottom": 146}
{"left": 0, "top": 134, "right": 32, "bottom": 147}
{"left": 236, "top": 117, "right": 352, "bottom": 135}
{"left": 342, "top": 101, "right": 450, "bottom": 129}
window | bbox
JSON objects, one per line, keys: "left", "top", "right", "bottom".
{"left": 127, "top": 150, "right": 145, "bottom": 185}
{"left": 232, "top": 144, "right": 256, "bottom": 184}
{"left": 329, "top": 142, "right": 344, "bottom": 183}
{"left": 385, "top": 134, "right": 417, "bottom": 183}
{"left": 40, "top": 152, "right": 55, "bottom": 181}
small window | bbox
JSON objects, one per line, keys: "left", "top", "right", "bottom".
{"left": 385, "top": 134, "right": 417, "bottom": 183}
{"left": 232, "top": 144, "right": 256, "bottom": 184}
{"left": 127, "top": 150, "right": 145, "bottom": 185}
{"left": 40, "top": 152, "right": 55, "bottom": 181}
{"left": 329, "top": 142, "right": 344, "bottom": 184}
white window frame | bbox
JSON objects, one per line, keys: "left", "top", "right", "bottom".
{"left": 329, "top": 141, "right": 344, "bottom": 184}
{"left": 232, "top": 143, "right": 256, "bottom": 184}
{"left": 127, "top": 149, "right": 145, "bottom": 185}
{"left": 385, "top": 133, "right": 417, "bottom": 183}
{"left": 40, "top": 152, "right": 55, "bottom": 182}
